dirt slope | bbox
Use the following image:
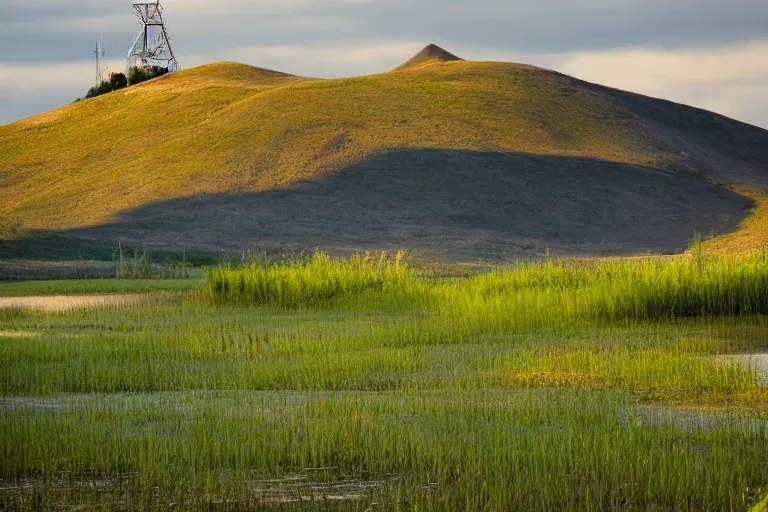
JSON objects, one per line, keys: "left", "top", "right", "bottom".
{"left": 1, "top": 45, "right": 767, "bottom": 261}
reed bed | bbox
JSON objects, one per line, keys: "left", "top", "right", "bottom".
{"left": 1, "top": 252, "right": 767, "bottom": 509}
{"left": 438, "top": 252, "right": 768, "bottom": 326}
{"left": 1, "top": 390, "right": 767, "bottom": 510}
{"left": 206, "top": 251, "right": 413, "bottom": 308}
{"left": 206, "top": 251, "right": 768, "bottom": 324}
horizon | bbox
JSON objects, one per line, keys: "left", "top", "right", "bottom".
{"left": 1, "top": 1, "right": 768, "bottom": 129}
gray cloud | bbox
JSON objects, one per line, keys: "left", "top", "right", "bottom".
{"left": 1, "top": 0, "right": 768, "bottom": 126}
{"left": 3, "top": 0, "right": 768, "bottom": 62}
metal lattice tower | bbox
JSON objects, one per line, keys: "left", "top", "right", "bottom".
{"left": 126, "top": 1, "right": 179, "bottom": 71}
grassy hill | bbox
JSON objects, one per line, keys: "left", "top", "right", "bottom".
{"left": 1, "top": 45, "right": 767, "bottom": 261}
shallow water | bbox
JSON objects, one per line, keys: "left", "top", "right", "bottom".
{"left": 720, "top": 354, "right": 768, "bottom": 386}
{"left": 0, "top": 330, "right": 38, "bottom": 338}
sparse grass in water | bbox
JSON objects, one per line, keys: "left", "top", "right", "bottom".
{"left": 1, "top": 251, "right": 767, "bottom": 509}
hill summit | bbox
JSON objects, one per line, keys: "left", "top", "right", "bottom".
{"left": 394, "top": 44, "right": 464, "bottom": 70}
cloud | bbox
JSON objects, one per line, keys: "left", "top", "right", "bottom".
{"left": 551, "top": 40, "right": 768, "bottom": 128}
{"left": 1, "top": 1, "right": 768, "bottom": 128}
{"left": 554, "top": 41, "right": 768, "bottom": 91}
{"left": 0, "top": 59, "right": 124, "bottom": 124}
{"left": 220, "top": 40, "right": 424, "bottom": 77}
{"left": 3, "top": 38, "right": 768, "bottom": 128}
{"left": 204, "top": 38, "right": 768, "bottom": 128}
{"left": 3, "top": 0, "right": 768, "bottom": 61}
{"left": 0, "top": 60, "right": 120, "bottom": 94}
{"left": 160, "top": 0, "right": 320, "bottom": 14}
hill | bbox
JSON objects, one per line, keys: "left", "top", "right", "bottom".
{"left": 1, "top": 45, "right": 767, "bottom": 262}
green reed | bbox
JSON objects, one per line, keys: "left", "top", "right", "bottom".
{"left": 206, "top": 250, "right": 413, "bottom": 308}
{"left": 1, "top": 389, "right": 766, "bottom": 510}
{"left": 1, "top": 251, "right": 768, "bottom": 510}
{"left": 205, "top": 251, "right": 768, "bottom": 325}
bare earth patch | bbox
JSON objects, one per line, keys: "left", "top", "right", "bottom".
{"left": 0, "top": 295, "right": 144, "bottom": 312}
{"left": 0, "top": 331, "right": 38, "bottom": 338}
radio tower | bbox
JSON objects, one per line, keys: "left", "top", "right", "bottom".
{"left": 94, "top": 35, "right": 105, "bottom": 85}
{"left": 126, "top": 1, "right": 179, "bottom": 71}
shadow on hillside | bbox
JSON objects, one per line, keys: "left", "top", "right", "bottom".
{"left": 3, "top": 150, "right": 754, "bottom": 262}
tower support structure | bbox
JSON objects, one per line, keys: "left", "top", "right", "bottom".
{"left": 127, "top": 1, "right": 179, "bottom": 71}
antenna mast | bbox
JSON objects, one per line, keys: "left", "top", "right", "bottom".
{"left": 94, "top": 35, "right": 105, "bottom": 85}
{"left": 126, "top": 0, "right": 179, "bottom": 72}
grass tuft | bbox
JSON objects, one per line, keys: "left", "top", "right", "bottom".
{"left": 206, "top": 250, "right": 412, "bottom": 307}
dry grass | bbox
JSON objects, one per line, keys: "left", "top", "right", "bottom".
{"left": 0, "top": 294, "right": 145, "bottom": 312}
{"left": 704, "top": 185, "right": 768, "bottom": 254}
{"left": 0, "top": 59, "right": 686, "bottom": 233}
{"left": 3, "top": 52, "right": 767, "bottom": 262}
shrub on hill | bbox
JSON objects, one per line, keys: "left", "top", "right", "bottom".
{"left": 110, "top": 72, "right": 128, "bottom": 90}
{"left": 82, "top": 66, "right": 168, "bottom": 100}
{"left": 85, "top": 72, "right": 129, "bottom": 99}
{"left": 85, "top": 81, "right": 113, "bottom": 99}
{"left": 127, "top": 65, "right": 168, "bottom": 85}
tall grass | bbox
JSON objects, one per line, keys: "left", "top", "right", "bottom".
{"left": 426, "top": 253, "right": 768, "bottom": 330}
{"left": 205, "top": 251, "right": 768, "bottom": 330}
{"left": 206, "top": 250, "right": 412, "bottom": 307}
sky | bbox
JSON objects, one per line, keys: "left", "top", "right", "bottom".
{"left": 1, "top": 0, "right": 768, "bottom": 129}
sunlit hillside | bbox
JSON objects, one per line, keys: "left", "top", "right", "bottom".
{"left": 1, "top": 45, "right": 766, "bottom": 260}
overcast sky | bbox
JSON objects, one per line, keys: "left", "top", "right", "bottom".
{"left": 1, "top": 0, "right": 768, "bottom": 128}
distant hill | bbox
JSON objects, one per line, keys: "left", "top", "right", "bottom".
{"left": 1, "top": 45, "right": 767, "bottom": 262}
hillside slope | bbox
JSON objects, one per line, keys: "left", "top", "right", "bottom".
{"left": 1, "top": 45, "right": 767, "bottom": 261}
